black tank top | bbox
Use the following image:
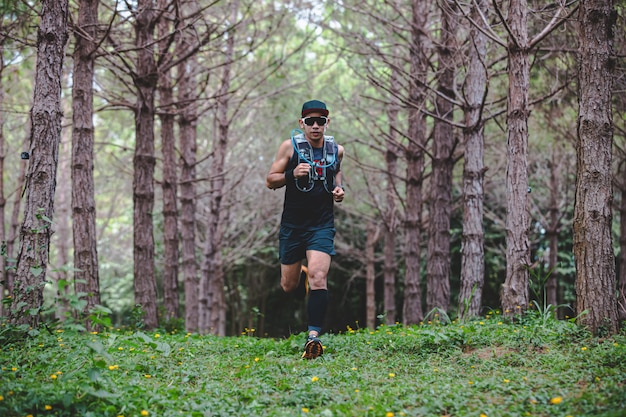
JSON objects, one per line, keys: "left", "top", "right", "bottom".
{"left": 281, "top": 145, "right": 337, "bottom": 230}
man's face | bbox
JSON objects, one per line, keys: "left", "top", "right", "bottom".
{"left": 299, "top": 111, "right": 329, "bottom": 141}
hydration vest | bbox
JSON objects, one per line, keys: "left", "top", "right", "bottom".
{"left": 291, "top": 129, "right": 339, "bottom": 194}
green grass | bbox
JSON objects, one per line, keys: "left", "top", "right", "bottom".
{"left": 1, "top": 312, "right": 625, "bottom": 417}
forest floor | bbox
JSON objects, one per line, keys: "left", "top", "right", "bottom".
{"left": 0, "top": 311, "right": 625, "bottom": 417}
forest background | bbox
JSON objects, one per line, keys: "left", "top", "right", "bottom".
{"left": 0, "top": 0, "right": 625, "bottom": 338}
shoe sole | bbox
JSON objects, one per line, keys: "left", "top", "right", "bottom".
{"left": 302, "top": 339, "right": 323, "bottom": 359}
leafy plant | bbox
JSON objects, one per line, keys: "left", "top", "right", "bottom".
{"left": 0, "top": 318, "right": 624, "bottom": 416}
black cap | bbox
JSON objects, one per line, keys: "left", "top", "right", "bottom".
{"left": 301, "top": 100, "right": 329, "bottom": 117}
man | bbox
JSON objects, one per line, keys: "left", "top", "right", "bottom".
{"left": 266, "top": 100, "right": 345, "bottom": 359}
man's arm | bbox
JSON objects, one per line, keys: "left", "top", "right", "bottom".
{"left": 266, "top": 140, "right": 292, "bottom": 190}
{"left": 266, "top": 140, "right": 314, "bottom": 189}
{"left": 332, "top": 145, "right": 345, "bottom": 202}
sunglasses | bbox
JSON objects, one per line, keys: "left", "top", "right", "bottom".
{"left": 302, "top": 116, "right": 328, "bottom": 126}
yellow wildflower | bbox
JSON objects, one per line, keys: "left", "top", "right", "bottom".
{"left": 311, "top": 376, "right": 319, "bottom": 382}
{"left": 45, "top": 405, "right": 52, "bottom": 410}
{"left": 141, "top": 410, "right": 149, "bottom": 416}
{"left": 302, "top": 408, "right": 309, "bottom": 413}
{"left": 550, "top": 396, "right": 563, "bottom": 405}
{"left": 388, "top": 373, "right": 395, "bottom": 378}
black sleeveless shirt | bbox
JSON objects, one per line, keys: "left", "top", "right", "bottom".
{"left": 281, "top": 145, "right": 338, "bottom": 230}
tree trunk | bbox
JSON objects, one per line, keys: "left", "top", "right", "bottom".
{"left": 545, "top": 153, "right": 560, "bottom": 309}
{"left": 618, "top": 165, "right": 626, "bottom": 321}
{"left": 459, "top": 0, "right": 487, "bottom": 319}
{"left": 383, "top": 61, "right": 400, "bottom": 325}
{"left": 365, "top": 221, "right": 379, "bottom": 329}
{"left": 0, "top": 43, "right": 5, "bottom": 318}
{"left": 177, "top": 0, "right": 200, "bottom": 333}
{"left": 72, "top": 0, "right": 101, "bottom": 330}
{"left": 426, "top": 0, "right": 456, "bottom": 314}
{"left": 574, "top": 0, "right": 618, "bottom": 335}
{"left": 11, "top": 0, "right": 69, "bottom": 326}
{"left": 205, "top": 0, "right": 238, "bottom": 336}
{"left": 501, "top": 0, "right": 531, "bottom": 317}
{"left": 133, "top": 0, "right": 158, "bottom": 329}
{"left": 158, "top": 0, "right": 179, "bottom": 322}
{"left": 403, "top": 0, "right": 428, "bottom": 325}
{"left": 53, "top": 130, "right": 71, "bottom": 321}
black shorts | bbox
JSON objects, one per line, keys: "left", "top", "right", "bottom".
{"left": 279, "top": 225, "right": 336, "bottom": 265}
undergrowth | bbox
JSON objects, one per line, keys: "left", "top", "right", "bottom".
{"left": 0, "top": 312, "right": 624, "bottom": 417}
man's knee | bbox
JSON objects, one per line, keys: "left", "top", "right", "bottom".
{"left": 307, "top": 270, "right": 327, "bottom": 290}
{"left": 281, "top": 271, "right": 300, "bottom": 293}
{"left": 281, "top": 278, "right": 296, "bottom": 293}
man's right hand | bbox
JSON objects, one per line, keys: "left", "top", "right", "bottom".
{"left": 294, "top": 162, "right": 311, "bottom": 179}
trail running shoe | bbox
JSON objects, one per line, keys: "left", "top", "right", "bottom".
{"left": 302, "top": 336, "right": 323, "bottom": 359}
{"left": 294, "top": 266, "right": 309, "bottom": 300}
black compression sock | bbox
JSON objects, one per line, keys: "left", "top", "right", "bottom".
{"left": 307, "top": 289, "right": 328, "bottom": 331}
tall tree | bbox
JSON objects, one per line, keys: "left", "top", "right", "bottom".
{"left": 383, "top": 56, "right": 401, "bottom": 325}
{"left": 458, "top": 0, "right": 488, "bottom": 318}
{"left": 499, "top": 0, "right": 579, "bottom": 317}
{"left": 132, "top": 0, "right": 159, "bottom": 329}
{"left": 403, "top": 0, "right": 429, "bottom": 324}
{"left": 71, "top": 0, "right": 101, "bottom": 328}
{"left": 177, "top": 2, "right": 200, "bottom": 332}
{"left": 500, "top": 0, "right": 531, "bottom": 316}
{"left": 11, "top": 0, "right": 69, "bottom": 326}
{"left": 573, "top": 0, "right": 619, "bottom": 334}
{"left": 426, "top": 0, "right": 457, "bottom": 314}
{"left": 618, "top": 161, "right": 626, "bottom": 321}
{"left": 157, "top": 0, "right": 179, "bottom": 321}
{"left": 0, "top": 38, "right": 5, "bottom": 318}
{"left": 201, "top": 0, "right": 239, "bottom": 336}
{"left": 365, "top": 221, "right": 380, "bottom": 329}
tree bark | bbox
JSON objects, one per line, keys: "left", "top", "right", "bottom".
{"left": 11, "top": 0, "right": 69, "bottom": 326}
{"left": 426, "top": 0, "right": 456, "bottom": 314}
{"left": 177, "top": 29, "right": 199, "bottom": 332}
{"left": 365, "top": 221, "right": 379, "bottom": 329}
{"left": 72, "top": 0, "right": 101, "bottom": 330}
{"left": 133, "top": 0, "right": 158, "bottom": 329}
{"left": 501, "top": 0, "right": 531, "bottom": 317}
{"left": 574, "top": 0, "right": 618, "bottom": 335}
{"left": 53, "top": 129, "right": 71, "bottom": 320}
{"left": 459, "top": 0, "right": 487, "bottom": 319}
{"left": 618, "top": 165, "right": 626, "bottom": 321}
{"left": 208, "top": 12, "right": 237, "bottom": 336}
{"left": 158, "top": 0, "right": 179, "bottom": 322}
{"left": 0, "top": 43, "right": 5, "bottom": 318}
{"left": 383, "top": 59, "right": 400, "bottom": 325}
{"left": 545, "top": 153, "right": 560, "bottom": 309}
{"left": 403, "top": 0, "right": 428, "bottom": 325}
